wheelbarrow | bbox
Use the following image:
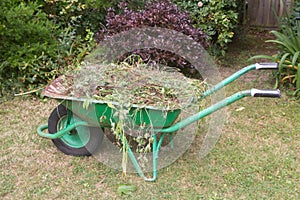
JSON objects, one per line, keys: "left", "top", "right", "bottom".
{"left": 37, "top": 63, "right": 281, "bottom": 181}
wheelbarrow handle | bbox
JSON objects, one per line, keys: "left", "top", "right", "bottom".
{"left": 255, "top": 62, "right": 278, "bottom": 70}
{"left": 251, "top": 89, "right": 281, "bottom": 98}
{"left": 202, "top": 63, "right": 278, "bottom": 98}
{"left": 158, "top": 88, "right": 281, "bottom": 133}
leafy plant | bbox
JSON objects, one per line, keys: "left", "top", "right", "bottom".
{"left": 0, "top": 0, "right": 60, "bottom": 95}
{"left": 0, "top": 0, "right": 96, "bottom": 99}
{"left": 250, "top": 2, "right": 300, "bottom": 96}
{"left": 96, "top": 0, "right": 209, "bottom": 75}
{"left": 173, "top": 0, "right": 239, "bottom": 56}
{"left": 39, "top": 0, "right": 117, "bottom": 36}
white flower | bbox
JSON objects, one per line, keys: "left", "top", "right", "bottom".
{"left": 198, "top": 2, "right": 204, "bottom": 7}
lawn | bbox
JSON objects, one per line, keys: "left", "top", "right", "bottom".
{"left": 1, "top": 30, "right": 299, "bottom": 199}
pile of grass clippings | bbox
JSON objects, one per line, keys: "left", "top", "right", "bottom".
{"left": 56, "top": 62, "right": 207, "bottom": 110}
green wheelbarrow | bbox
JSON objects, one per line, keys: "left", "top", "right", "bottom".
{"left": 37, "top": 63, "right": 280, "bottom": 181}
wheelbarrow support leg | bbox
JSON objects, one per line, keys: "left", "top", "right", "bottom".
{"left": 125, "top": 133, "right": 168, "bottom": 181}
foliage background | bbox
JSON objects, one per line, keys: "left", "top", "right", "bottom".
{"left": 0, "top": 0, "right": 113, "bottom": 98}
{"left": 173, "top": 0, "right": 244, "bottom": 56}
{"left": 0, "top": 0, "right": 248, "bottom": 99}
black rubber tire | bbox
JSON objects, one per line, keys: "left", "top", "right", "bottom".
{"left": 48, "top": 104, "right": 103, "bottom": 156}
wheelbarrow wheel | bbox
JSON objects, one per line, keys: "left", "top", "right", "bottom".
{"left": 48, "top": 104, "right": 103, "bottom": 156}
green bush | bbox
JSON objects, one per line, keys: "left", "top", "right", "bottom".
{"left": 0, "top": 0, "right": 60, "bottom": 95}
{"left": 173, "top": 0, "right": 239, "bottom": 56}
{"left": 0, "top": 0, "right": 97, "bottom": 98}
{"left": 39, "top": 0, "right": 117, "bottom": 36}
{"left": 280, "top": 1, "right": 300, "bottom": 33}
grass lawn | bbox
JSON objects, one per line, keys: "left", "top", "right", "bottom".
{"left": 1, "top": 30, "right": 299, "bottom": 199}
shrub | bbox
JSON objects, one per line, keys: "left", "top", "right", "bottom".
{"left": 0, "top": 0, "right": 60, "bottom": 95}
{"left": 39, "top": 0, "right": 117, "bottom": 36}
{"left": 280, "top": 1, "right": 300, "bottom": 33}
{"left": 173, "top": 0, "right": 239, "bottom": 56}
{"left": 0, "top": 0, "right": 97, "bottom": 99}
{"left": 96, "top": 0, "right": 209, "bottom": 76}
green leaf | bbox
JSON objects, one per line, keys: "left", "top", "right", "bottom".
{"left": 117, "top": 184, "right": 137, "bottom": 196}
{"left": 248, "top": 55, "right": 275, "bottom": 61}
{"left": 107, "top": 102, "right": 116, "bottom": 109}
{"left": 296, "top": 63, "right": 300, "bottom": 90}
{"left": 83, "top": 99, "right": 90, "bottom": 110}
{"left": 279, "top": 53, "right": 290, "bottom": 72}
{"left": 291, "top": 51, "right": 300, "bottom": 67}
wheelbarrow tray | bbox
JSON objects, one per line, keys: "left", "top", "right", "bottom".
{"left": 48, "top": 96, "right": 181, "bottom": 129}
